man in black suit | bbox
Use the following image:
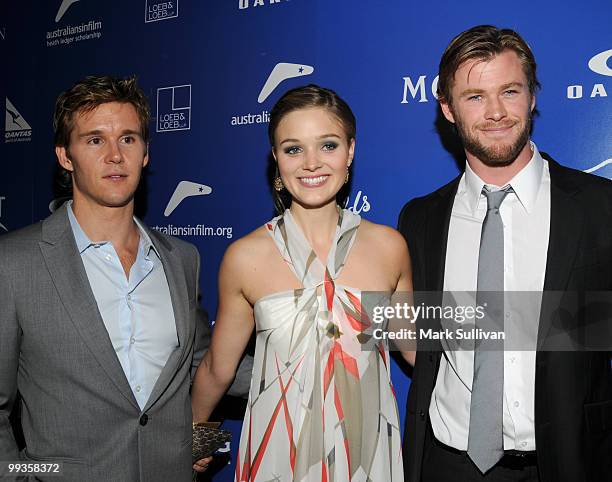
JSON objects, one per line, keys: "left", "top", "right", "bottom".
{"left": 399, "top": 25, "right": 612, "bottom": 482}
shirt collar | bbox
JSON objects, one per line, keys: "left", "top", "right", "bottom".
{"left": 463, "top": 141, "right": 544, "bottom": 216}
{"left": 67, "top": 200, "right": 159, "bottom": 259}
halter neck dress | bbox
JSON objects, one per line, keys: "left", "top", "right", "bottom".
{"left": 235, "top": 209, "right": 403, "bottom": 481}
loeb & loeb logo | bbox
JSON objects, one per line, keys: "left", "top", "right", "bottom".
{"left": 156, "top": 84, "right": 191, "bottom": 132}
{"left": 567, "top": 49, "right": 611, "bottom": 100}
{"left": 145, "top": 1, "right": 178, "bottom": 23}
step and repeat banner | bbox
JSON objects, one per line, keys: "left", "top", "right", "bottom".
{"left": 2, "top": 1, "right": 610, "bottom": 480}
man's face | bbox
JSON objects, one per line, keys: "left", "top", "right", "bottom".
{"left": 440, "top": 50, "right": 536, "bottom": 167}
{"left": 56, "top": 102, "right": 148, "bottom": 210}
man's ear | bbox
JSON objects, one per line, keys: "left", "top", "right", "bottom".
{"left": 55, "top": 146, "right": 74, "bottom": 172}
{"left": 143, "top": 145, "right": 149, "bottom": 168}
{"left": 440, "top": 99, "right": 456, "bottom": 124}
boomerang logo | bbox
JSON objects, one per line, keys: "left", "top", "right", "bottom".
{"left": 55, "top": 0, "right": 80, "bottom": 22}
{"left": 257, "top": 63, "right": 314, "bottom": 103}
{"left": 164, "top": 181, "right": 212, "bottom": 216}
{"left": 584, "top": 159, "right": 612, "bottom": 179}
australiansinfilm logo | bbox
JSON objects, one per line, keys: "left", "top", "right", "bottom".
{"left": 231, "top": 62, "right": 314, "bottom": 127}
{"left": 156, "top": 84, "right": 191, "bottom": 132}
{"left": 567, "top": 49, "right": 611, "bottom": 100}
{"left": 145, "top": 0, "right": 178, "bottom": 23}
{"left": 5, "top": 98, "right": 32, "bottom": 143}
{"left": 47, "top": 0, "right": 103, "bottom": 47}
{"left": 153, "top": 181, "right": 234, "bottom": 239}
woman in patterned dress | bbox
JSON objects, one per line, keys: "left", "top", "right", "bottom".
{"left": 192, "top": 85, "right": 414, "bottom": 481}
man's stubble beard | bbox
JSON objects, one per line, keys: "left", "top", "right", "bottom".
{"left": 452, "top": 106, "right": 532, "bottom": 168}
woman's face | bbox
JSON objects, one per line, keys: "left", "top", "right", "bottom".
{"left": 273, "top": 107, "right": 354, "bottom": 210}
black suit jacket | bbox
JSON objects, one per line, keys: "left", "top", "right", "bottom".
{"left": 398, "top": 156, "right": 612, "bottom": 482}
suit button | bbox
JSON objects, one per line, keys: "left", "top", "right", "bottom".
{"left": 139, "top": 414, "right": 148, "bottom": 426}
{"left": 419, "top": 410, "right": 426, "bottom": 420}
{"left": 429, "top": 354, "right": 434, "bottom": 362}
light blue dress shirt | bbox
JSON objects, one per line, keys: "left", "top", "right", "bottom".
{"left": 67, "top": 202, "right": 178, "bottom": 410}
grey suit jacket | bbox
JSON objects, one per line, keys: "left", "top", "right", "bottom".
{"left": 0, "top": 204, "right": 211, "bottom": 481}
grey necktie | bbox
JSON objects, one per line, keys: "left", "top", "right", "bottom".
{"left": 467, "top": 186, "right": 511, "bottom": 473}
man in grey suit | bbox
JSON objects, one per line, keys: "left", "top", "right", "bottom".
{"left": 0, "top": 76, "right": 210, "bottom": 481}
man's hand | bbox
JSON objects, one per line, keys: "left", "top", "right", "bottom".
{"left": 192, "top": 456, "right": 213, "bottom": 473}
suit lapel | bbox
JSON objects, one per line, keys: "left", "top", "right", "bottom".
{"left": 39, "top": 206, "right": 139, "bottom": 410}
{"left": 426, "top": 179, "right": 460, "bottom": 292}
{"left": 538, "top": 159, "right": 583, "bottom": 346}
{"left": 144, "top": 230, "right": 192, "bottom": 411}
{"left": 420, "top": 178, "right": 459, "bottom": 356}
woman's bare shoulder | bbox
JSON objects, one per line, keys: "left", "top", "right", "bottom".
{"left": 222, "top": 225, "right": 276, "bottom": 269}
{"left": 358, "top": 218, "right": 408, "bottom": 256}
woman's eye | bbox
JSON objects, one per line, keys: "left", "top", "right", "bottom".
{"left": 284, "top": 146, "right": 301, "bottom": 155}
{"left": 322, "top": 142, "right": 338, "bottom": 151}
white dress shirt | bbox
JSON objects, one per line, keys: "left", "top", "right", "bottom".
{"left": 67, "top": 202, "right": 178, "bottom": 410}
{"left": 429, "top": 142, "right": 550, "bottom": 451}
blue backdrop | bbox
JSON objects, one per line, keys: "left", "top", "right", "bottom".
{"left": 2, "top": 1, "right": 611, "bottom": 480}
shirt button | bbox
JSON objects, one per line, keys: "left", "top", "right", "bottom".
{"left": 135, "top": 385, "right": 141, "bottom": 392}
{"left": 521, "top": 441, "right": 527, "bottom": 448}
{"left": 105, "top": 254, "right": 112, "bottom": 262}
{"left": 505, "top": 312, "right": 511, "bottom": 319}
{"left": 510, "top": 357, "right": 516, "bottom": 363}
{"left": 127, "top": 294, "right": 132, "bottom": 300}
{"left": 130, "top": 336, "right": 135, "bottom": 345}
{"left": 514, "top": 401, "right": 520, "bottom": 407}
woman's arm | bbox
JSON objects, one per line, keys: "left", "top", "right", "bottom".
{"left": 385, "top": 227, "right": 416, "bottom": 366}
{"left": 191, "top": 241, "right": 255, "bottom": 423}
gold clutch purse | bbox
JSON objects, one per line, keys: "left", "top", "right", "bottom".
{"left": 192, "top": 422, "right": 232, "bottom": 461}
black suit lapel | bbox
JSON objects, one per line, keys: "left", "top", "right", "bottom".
{"left": 425, "top": 180, "right": 459, "bottom": 292}
{"left": 417, "top": 178, "right": 459, "bottom": 355}
{"left": 538, "top": 159, "right": 583, "bottom": 346}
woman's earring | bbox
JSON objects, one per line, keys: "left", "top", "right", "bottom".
{"left": 274, "top": 176, "right": 284, "bottom": 191}
{"left": 344, "top": 169, "right": 350, "bottom": 185}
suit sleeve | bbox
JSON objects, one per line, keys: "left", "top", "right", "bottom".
{"left": 0, "top": 260, "right": 21, "bottom": 459}
{"left": 191, "top": 247, "right": 211, "bottom": 383}
{"left": 397, "top": 199, "right": 421, "bottom": 255}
